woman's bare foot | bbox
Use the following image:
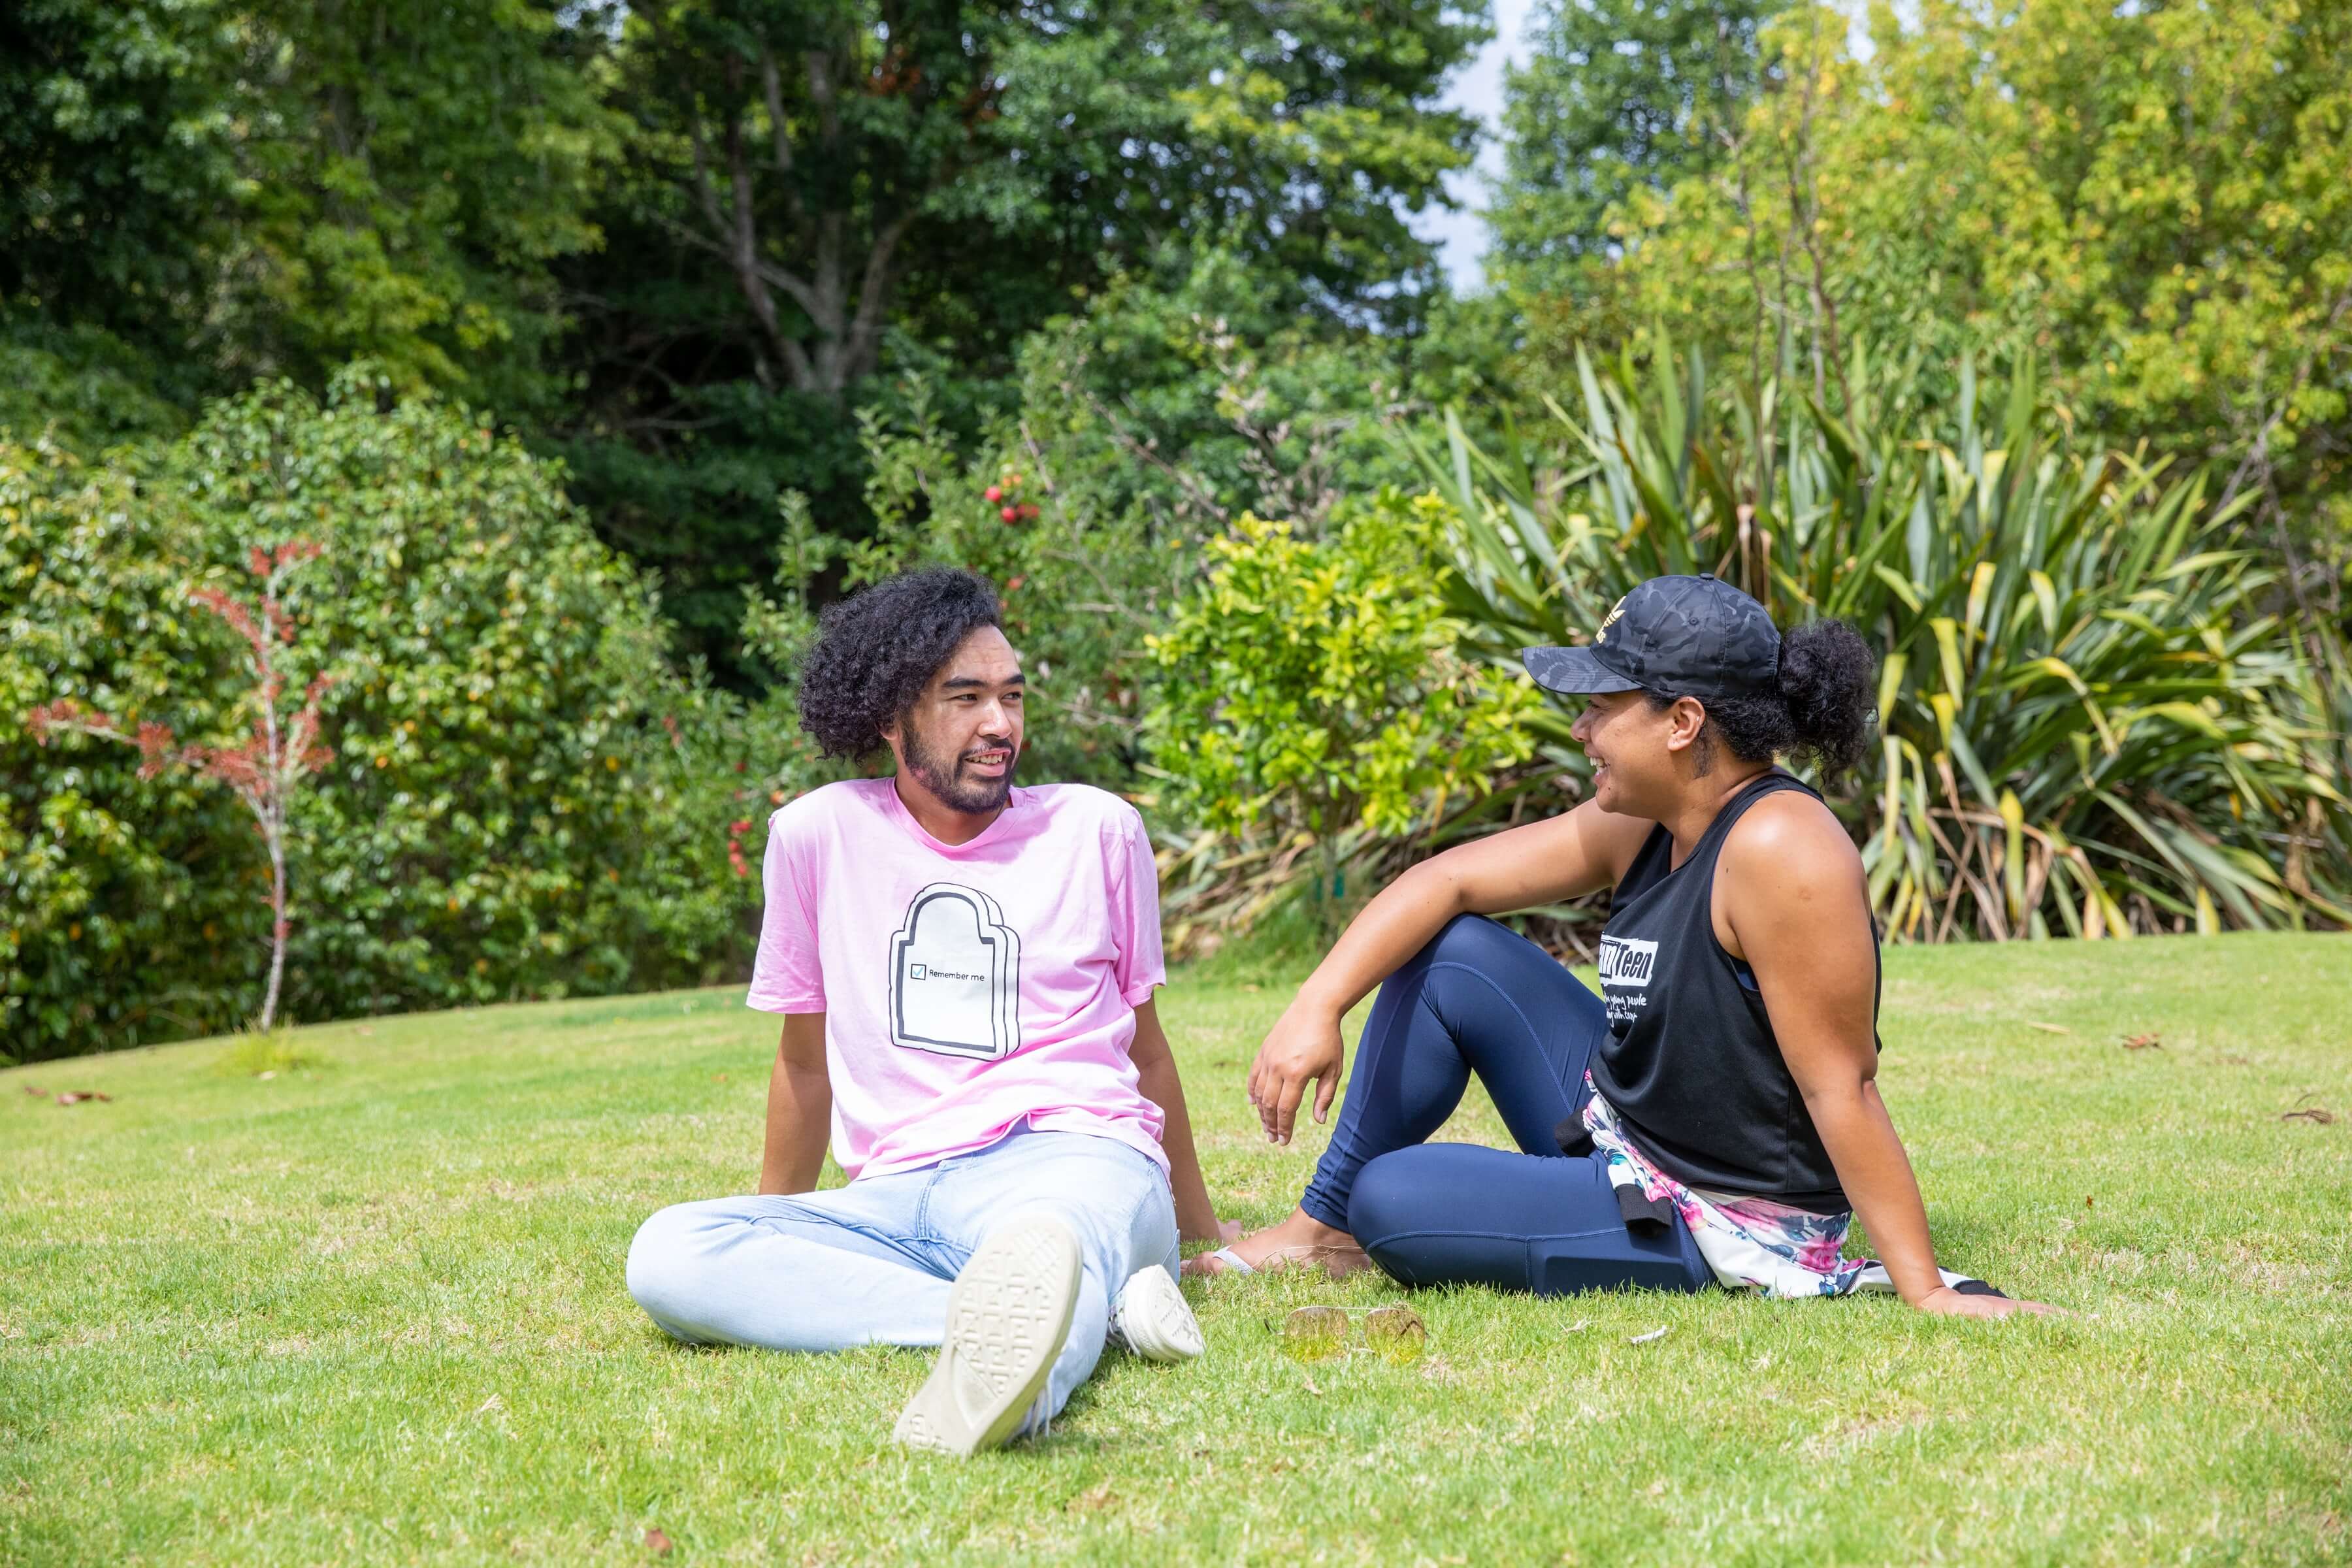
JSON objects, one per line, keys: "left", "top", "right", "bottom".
{"left": 1183, "top": 1207, "right": 1374, "bottom": 1279}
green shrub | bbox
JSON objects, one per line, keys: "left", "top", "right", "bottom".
{"left": 168, "top": 369, "right": 779, "bottom": 1021}
{"left": 1143, "top": 493, "right": 1539, "bottom": 943}
{"left": 1, "top": 440, "right": 262, "bottom": 1051}
{"left": 6, "top": 370, "right": 784, "bottom": 1056}
{"left": 1407, "top": 340, "right": 2352, "bottom": 940}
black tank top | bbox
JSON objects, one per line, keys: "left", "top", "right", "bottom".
{"left": 1588, "top": 770, "right": 1873, "bottom": 1212}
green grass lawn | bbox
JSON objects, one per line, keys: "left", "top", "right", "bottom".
{"left": 5, "top": 934, "right": 2350, "bottom": 1566}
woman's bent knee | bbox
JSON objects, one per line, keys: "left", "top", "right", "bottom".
{"left": 1424, "top": 912, "right": 1514, "bottom": 966}
{"left": 1426, "top": 913, "right": 1592, "bottom": 990}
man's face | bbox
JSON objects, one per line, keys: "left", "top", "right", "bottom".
{"left": 885, "top": 625, "right": 1026, "bottom": 815}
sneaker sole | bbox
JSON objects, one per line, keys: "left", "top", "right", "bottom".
{"left": 892, "top": 1215, "right": 1081, "bottom": 1456}
{"left": 1113, "top": 1264, "right": 1204, "bottom": 1363}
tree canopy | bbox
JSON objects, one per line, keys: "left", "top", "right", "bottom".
{"left": 1491, "top": 0, "right": 1784, "bottom": 294}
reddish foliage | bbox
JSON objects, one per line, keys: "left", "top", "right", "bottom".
{"left": 191, "top": 585, "right": 263, "bottom": 653}
{"left": 25, "top": 539, "right": 332, "bottom": 1033}
{"left": 133, "top": 721, "right": 178, "bottom": 779}
{"left": 27, "top": 698, "right": 97, "bottom": 742}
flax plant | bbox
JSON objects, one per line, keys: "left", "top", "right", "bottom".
{"left": 1401, "top": 341, "right": 2351, "bottom": 941}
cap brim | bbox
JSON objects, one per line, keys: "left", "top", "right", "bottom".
{"left": 1521, "top": 645, "right": 1642, "bottom": 694}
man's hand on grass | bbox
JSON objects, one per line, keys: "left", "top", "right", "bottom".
{"left": 1249, "top": 1000, "right": 1345, "bottom": 1145}
{"left": 1914, "top": 1286, "right": 2061, "bottom": 1319}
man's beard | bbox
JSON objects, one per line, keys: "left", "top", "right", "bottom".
{"left": 902, "top": 713, "right": 1016, "bottom": 814}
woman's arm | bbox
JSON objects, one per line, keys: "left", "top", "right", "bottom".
{"left": 1250, "top": 799, "right": 1651, "bottom": 1145}
{"left": 1129, "top": 998, "right": 1237, "bottom": 1245}
{"left": 1722, "top": 798, "right": 2053, "bottom": 1317}
{"left": 758, "top": 1012, "right": 832, "bottom": 1196}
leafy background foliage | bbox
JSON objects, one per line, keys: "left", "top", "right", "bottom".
{"left": 1145, "top": 495, "right": 1538, "bottom": 946}
{"left": 5, "top": 374, "right": 781, "bottom": 1059}
{"left": 5, "top": 0, "right": 2351, "bottom": 1052}
{"left": 1409, "top": 341, "right": 2352, "bottom": 942}
{"left": 2, "top": 441, "right": 260, "bottom": 1048}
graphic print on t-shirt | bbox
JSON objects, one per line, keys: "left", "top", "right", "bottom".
{"left": 1597, "top": 934, "right": 1661, "bottom": 1030}
{"left": 889, "top": 882, "right": 1024, "bottom": 1059}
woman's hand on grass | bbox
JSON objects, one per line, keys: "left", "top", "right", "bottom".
{"left": 1185, "top": 1217, "right": 1245, "bottom": 1247}
{"left": 1913, "top": 1286, "right": 2061, "bottom": 1319}
{"left": 1249, "top": 999, "right": 1345, "bottom": 1145}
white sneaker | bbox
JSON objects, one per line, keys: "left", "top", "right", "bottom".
{"left": 1106, "top": 1264, "right": 1205, "bottom": 1364}
{"left": 893, "top": 1216, "right": 1081, "bottom": 1456}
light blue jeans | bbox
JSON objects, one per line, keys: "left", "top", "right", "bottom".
{"left": 625, "top": 1126, "right": 1179, "bottom": 1422}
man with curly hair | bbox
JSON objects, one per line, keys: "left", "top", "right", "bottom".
{"left": 625, "top": 568, "right": 1232, "bottom": 1456}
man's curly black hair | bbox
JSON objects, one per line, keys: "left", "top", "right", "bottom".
{"left": 796, "top": 568, "right": 1004, "bottom": 759}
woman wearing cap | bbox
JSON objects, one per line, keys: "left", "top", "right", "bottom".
{"left": 1192, "top": 575, "right": 2051, "bottom": 1316}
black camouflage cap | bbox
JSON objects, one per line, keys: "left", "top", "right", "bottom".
{"left": 1521, "top": 574, "right": 1782, "bottom": 701}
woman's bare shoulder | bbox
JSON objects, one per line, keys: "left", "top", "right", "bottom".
{"left": 1720, "top": 789, "right": 1865, "bottom": 894}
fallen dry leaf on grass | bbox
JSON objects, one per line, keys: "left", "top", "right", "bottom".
{"left": 1068, "top": 1482, "right": 1115, "bottom": 1514}
{"left": 2281, "top": 1095, "right": 2338, "bottom": 1125}
{"left": 22, "top": 1085, "right": 45, "bottom": 1096}
{"left": 1629, "top": 1326, "right": 1670, "bottom": 1345}
{"left": 2025, "top": 1021, "right": 2070, "bottom": 1035}
{"left": 2121, "top": 1032, "right": 2163, "bottom": 1050}
{"left": 644, "top": 1526, "right": 672, "bottom": 1555}
{"left": 1301, "top": 1372, "right": 1323, "bottom": 1396}
{"left": 51, "top": 1090, "right": 112, "bottom": 1105}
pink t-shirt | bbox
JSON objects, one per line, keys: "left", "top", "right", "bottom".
{"left": 745, "top": 777, "right": 1169, "bottom": 1181}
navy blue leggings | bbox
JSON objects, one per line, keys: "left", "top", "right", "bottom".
{"left": 1300, "top": 915, "right": 1710, "bottom": 1296}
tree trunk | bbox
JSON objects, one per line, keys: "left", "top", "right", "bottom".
{"left": 261, "top": 826, "right": 287, "bottom": 1033}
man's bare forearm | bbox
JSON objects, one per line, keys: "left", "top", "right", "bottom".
{"left": 1137, "top": 1052, "right": 1220, "bottom": 1240}
{"left": 759, "top": 1014, "right": 832, "bottom": 1196}
{"left": 1128, "top": 998, "right": 1226, "bottom": 1241}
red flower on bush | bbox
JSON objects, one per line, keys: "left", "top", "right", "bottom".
{"left": 725, "top": 817, "right": 757, "bottom": 879}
